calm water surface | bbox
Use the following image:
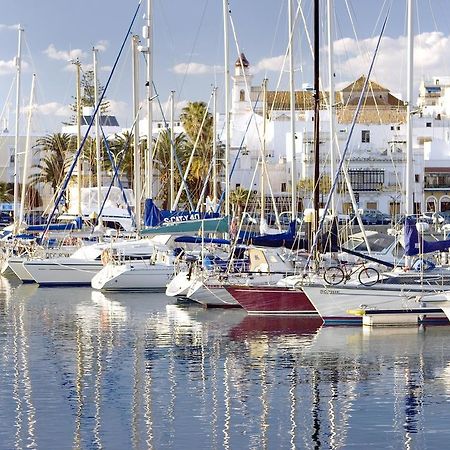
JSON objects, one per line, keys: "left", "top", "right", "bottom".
{"left": 1, "top": 276, "right": 450, "bottom": 449}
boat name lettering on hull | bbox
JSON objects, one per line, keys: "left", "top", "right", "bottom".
{"left": 320, "top": 289, "right": 340, "bottom": 295}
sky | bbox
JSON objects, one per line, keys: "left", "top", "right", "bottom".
{"left": 2, "top": 0, "right": 450, "bottom": 134}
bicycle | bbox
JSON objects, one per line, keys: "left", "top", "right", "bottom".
{"left": 323, "top": 261, "right": 380, "bottom": 286}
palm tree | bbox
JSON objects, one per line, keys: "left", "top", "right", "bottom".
{"left": 106, "top": 132, "right": 135, "bottom": 187}
{"left": 229, "top": 187, "right": 253, "bottom": 219}
{"left": 153, "top": 129, "right": 187, "bottom": 209}
{"left": 29, "top": 133, "right": 76, "bottom": 193}
{"left": 0, "top": 182, "right": 12, "bottom": 202}
{"left": 180, "top": 102, "right": 217, "bottom": 203}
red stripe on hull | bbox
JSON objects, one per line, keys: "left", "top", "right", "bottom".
{"left": 225, "top": 285, "right": 317, "bottom": 315}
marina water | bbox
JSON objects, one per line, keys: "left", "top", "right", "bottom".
{"left": 1, "top": 277, "right": 450, "bottom": 449}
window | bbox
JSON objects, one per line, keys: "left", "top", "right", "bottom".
{"left": 426, "top": 122, "right": 432, "bottom": 128}
{"left": 366, "top": 202, "right": 377, "bottom": 210}
{"left": 281, "top": 182, "right": 287, "bottom": 193}
{"left": 339, "top": 169, "right": 384, "bottom": 192}
{"left": 9, "top": 154, "right": 14, "bottom": 164}
{"left": 390, "top": 126, "right": 394, "bottom": 131}
{"left": 239, "top": 89, "right": 245, "bottom": 102}
{"left": 361, "top": 130, "right": 370, "bottom": 143}
{"left": 415, "top": 174, "right": 420, "bottom": 183}
{"left": 235, "top": 183, "right": 240, "bottom": 189}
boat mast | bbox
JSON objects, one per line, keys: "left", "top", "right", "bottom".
{"left": 19, "top": 73, "right": 35, "bottom": 227}
{"left": 93, "top": 48, "right": 102, "bottom": 217}
{"left": 212, "top": 86, "right": 218, "bottom": 204}
{"left": 74, "top": 59, "right": 82, "bottom": 217}
{"left": 132, "top": 35, "right": 142, "bottom": 231}
{"left": 170, "top": 90, "right": 175, "bottom": 209}
{"left": 260, "top": 78, "right": 268, "bottom": 225}
{"left": 144, "top": 0, "right": 153, "bottom": 199}
{"left": 327, "top": 0, "right": 336, "bottom": 216}
{"left": 288, "top": 0, "right": 297, "bottom": 221}
{"left": 13, "top": 25, "right": 23, "bottom": 232}
{"left": 223, "top": 0, "right": 230, "bottom": 218}
{"left": 313, "top": 0, "right": 320, "bottom": 238}
{"left": 405, "top": 0, "right": 414, "bottom": 216}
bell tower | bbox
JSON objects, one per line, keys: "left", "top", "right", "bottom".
{"left": 232, "top": 53, "right": 253, "bottom": 113}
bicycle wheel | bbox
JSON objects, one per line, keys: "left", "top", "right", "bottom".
{"left": 323, "top": 266, "right": 345, "bottom": 285}
{"left": 358, "top": 267, "right": 380, "bottom": 286}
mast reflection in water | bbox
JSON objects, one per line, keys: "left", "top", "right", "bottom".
{"left": 0, "top": 280, "right": 450, "bottom": 448}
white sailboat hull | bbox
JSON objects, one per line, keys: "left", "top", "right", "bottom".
{"left": 24, "top": 258, "right": 103, "bottom": 286}
{"left": 303, "top": 283, "right": 449, "bottom": 324}
{"left": 8, "top": 257, "right": 35, "bottom": 283}
{"left": 165, "top": 271, "right": 195, "bottom": 298}
{"left": 187, "top": 280, "right": 239, "bottom": 308}
{"left": 91, "top": 261, "right": 173, "bottom": 291}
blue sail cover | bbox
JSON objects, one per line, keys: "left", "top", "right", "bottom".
{"left": 404, "top": 216, "right": 450, "bottom": 256}
{"left": 243, "top": 221, "right": 305, "bottom": 249}
{"left": 144, "top": 199, "right": 220, "bottom": 227}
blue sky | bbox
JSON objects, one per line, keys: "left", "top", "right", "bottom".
{"left": 1, "top": 0, "right": 450, "bottom": 133}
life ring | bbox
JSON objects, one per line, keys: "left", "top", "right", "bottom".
{"left": 101, "top": 249, "right": 112, "bottom": 266}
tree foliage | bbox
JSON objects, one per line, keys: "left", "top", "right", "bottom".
{"left": 29, "top": 133, "right": 76, "bottom": 193}
{"left": 153, "top": 129, "right": 187, "bottom": 209}
{"left": 66, "top": 69, "right": 110, "bottom": 125}
{"left": 179, "top": 101, "right": 222, "bottom": 204}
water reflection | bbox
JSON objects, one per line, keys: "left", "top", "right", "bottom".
{"left": 0, "top": 282, "right": 450, "bottom": 449}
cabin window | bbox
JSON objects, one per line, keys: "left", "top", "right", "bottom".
{"left": 361, "top": 130, "right": 370, "bottom": 143}
{"left": 239, "top": 89, "right": 245, "bottom": 102}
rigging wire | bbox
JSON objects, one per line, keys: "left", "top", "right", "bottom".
{"left": 306, "top": 4, "right": 392, "bottom": 269}
{"left": 39, "top": 0, "right": 143, "bottom": 241}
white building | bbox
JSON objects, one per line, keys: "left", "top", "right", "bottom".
{"left": 219, "top": 53, "right": 450, "bottom": 216}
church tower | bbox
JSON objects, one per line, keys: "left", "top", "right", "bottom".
{"left": 231, "top": 53, "right": 253, "bottom": 114}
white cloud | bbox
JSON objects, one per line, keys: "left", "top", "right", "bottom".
{"left": 108, "top": 99, "right": 128, "bottom": 118}
{"left": 172, "top": 62, "right": 223, "bottom": 75}
{"left": 330, "top": 31, "right": 450, "bottom": 98}
{"left": 0, "top": 59, "right": 17, "bottom": 75}
{"left": 44, "top": 44, "right": 86, "bottom": 62}
{"left": 0, "top": 58, "right": 29, "bottom": 75}
{"left": 95, "top": 40, "right": 109, "bottom": 52}
{"left": 23, "top": 102, "right": 71, "bottom": 117}
{"left": 0, "top": 24, "right": 20, "bottom": 31}
{"left": 252, "top": 55, "right": 287, "bottom": 74}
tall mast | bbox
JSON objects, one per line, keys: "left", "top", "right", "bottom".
{"left": 132, "top": 35, "right": 142, "bottom": 231}
{"left": 327, "top": 0, "right": 336, "bottom": 216}
{"left": 260, "top": 78, "right": 268, "bottom": 224}
{"left": 144, "top": 0, "right": 153, "bottom": 199}
{"left": 212, "top": 86, "right": 218, "bottom": 203}
{"left": 288, "top": 0, "right": 297, "bottom": 221}
{"left": 73, "top": 59, "right": 82, "bottom": 217}
{"left": 19, "top": 73, "right": 35, "bottom": 227}
{"left": 170, "top": 90, "right": 175, "bottom": 209}
{"left": 313, "top": 0, "right": 320, "bottom": 235}
{"left": 13, "top": 25, "right": 23, "bottom": 231}
{"left": 405, "top": 0, "right": 414, "bottom": 216}
{"left": 93, "top": 48, "right": 102, "bottom": 216}
{"left": 223, "top": 0, "right": 230, "bottom": 218}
